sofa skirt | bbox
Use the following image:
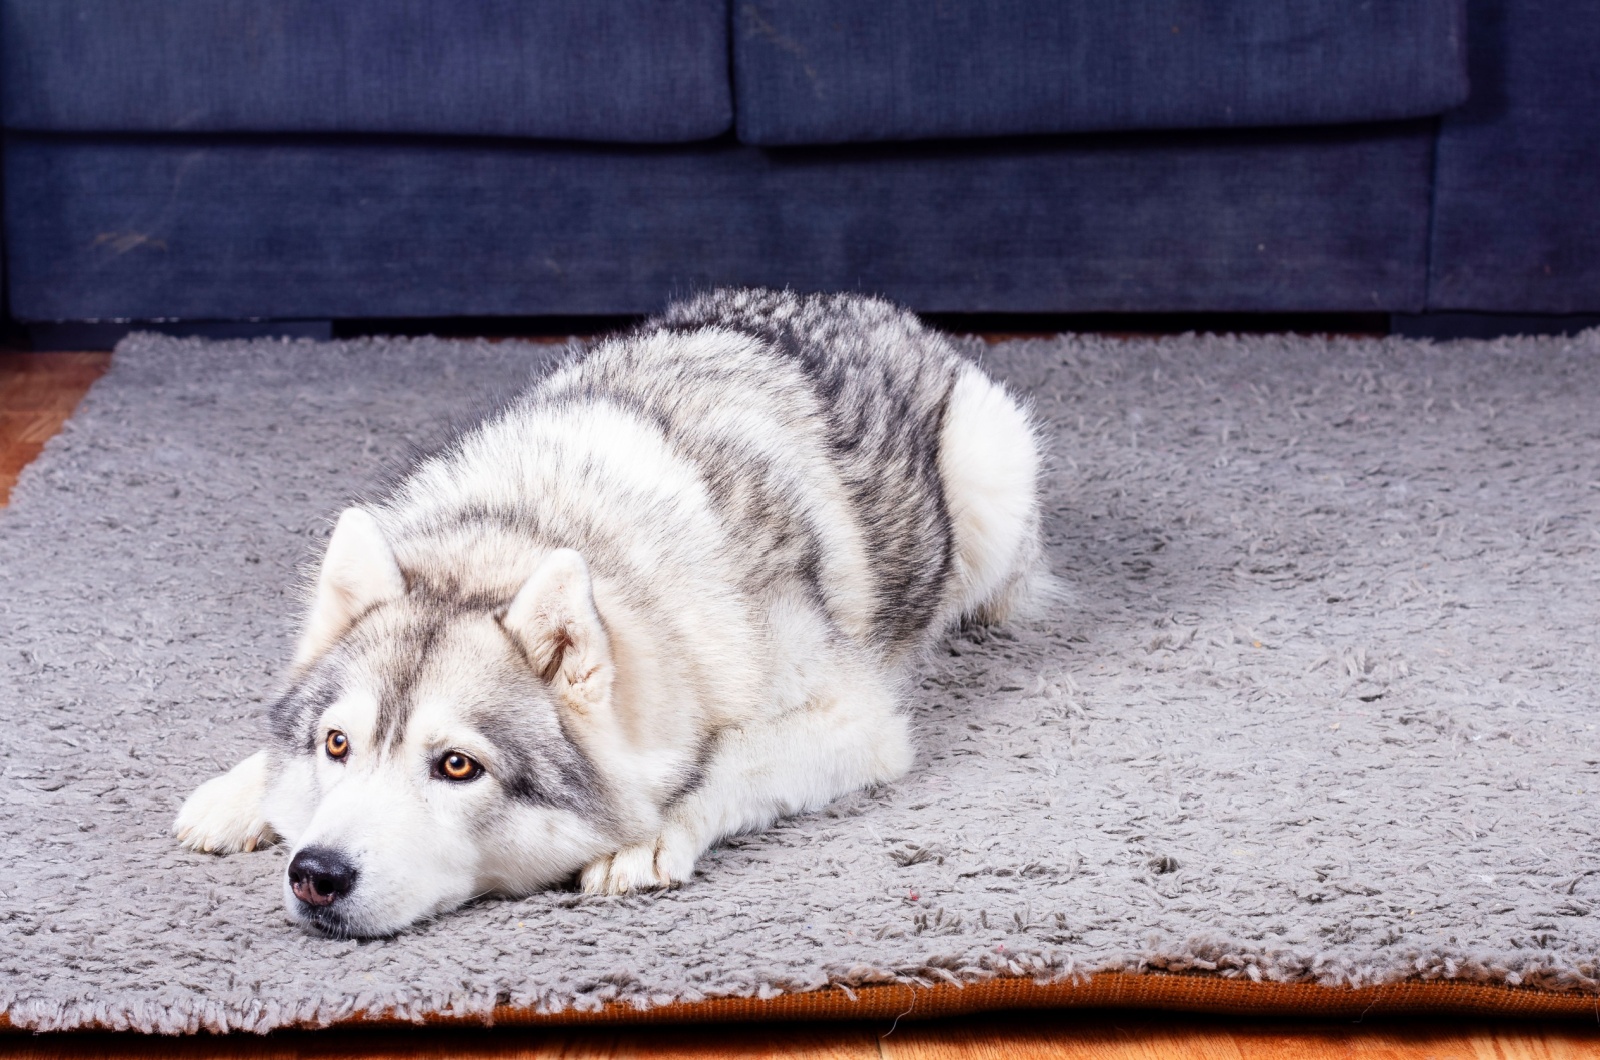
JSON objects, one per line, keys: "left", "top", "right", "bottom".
{"left": 3, "top": 124, "right": 1435, "bottom": 321}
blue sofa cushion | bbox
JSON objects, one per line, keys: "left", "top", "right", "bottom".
{"left": 1, "top": 0, "right": 731, "bottom": 143}
{"left": 735, "top": 0, "right": 1468, "bottom": 145}
{"left": 1428, "top": 0, "right": 1600, "bottom": 313}
{"left": 4, "top": 127, "right": 1434, "bottom": 320}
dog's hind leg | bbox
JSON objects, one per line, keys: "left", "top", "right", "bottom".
{"left": 173, "top": 750, "right": 279, "bottom": 854}
{"left": 579, "top": 664, "right": 911, "bottom": 895}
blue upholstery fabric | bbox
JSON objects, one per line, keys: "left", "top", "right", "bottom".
{"left": 4, "top": 128, "right": 1433, "bottom": 320}
{"left": 0, "top": 1, "right": 731, "bottom": 143}
{"left": 1428, "top": 1, "right": 1600, "bottom": 312}
{"left": 734, "top": 0, "right": 1468, "bottom": 145}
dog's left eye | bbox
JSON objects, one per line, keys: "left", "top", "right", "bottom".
{"left": 435, "top": 752, "right": 482, "bottom": 782}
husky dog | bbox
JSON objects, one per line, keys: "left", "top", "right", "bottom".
{"left": 174, "top": 288, "right": 1045, "bottom": 937}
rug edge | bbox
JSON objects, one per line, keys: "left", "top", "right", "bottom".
{"left": 389, "top": 973, "right": 1600, "bottom": 1025}
{"left": 6, "top": 973, "right": 1597, "bottom": 1035}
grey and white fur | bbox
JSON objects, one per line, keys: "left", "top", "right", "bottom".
{"left": 173, "top": 288, "right": 1047, "bottom": 937}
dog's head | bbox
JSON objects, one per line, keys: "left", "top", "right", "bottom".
{"left": 264, "top": 508, "right": 617, "bottom": 936}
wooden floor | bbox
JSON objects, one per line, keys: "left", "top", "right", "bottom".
{"left": 3, "top": 347, "right": 1597, "bottom": 1059}
{"left": 0, "top": 350, "right": 111, "bottom": 504}
{"left": 5, "top": 1013, "right": 1600, "bottom": 1060}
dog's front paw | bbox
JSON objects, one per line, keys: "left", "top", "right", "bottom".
{"left": 174, "top": 750, "right": 278, "bottom": 854}
{"left": 580, "top": 829, "right": 698, "bottom": 895}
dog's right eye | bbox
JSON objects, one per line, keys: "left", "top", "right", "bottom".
{"left": 325, "top": 730, "right": 350, "bottom": 761}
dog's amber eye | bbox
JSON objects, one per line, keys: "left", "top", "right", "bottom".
{"left": 325, "top": 730, "right": 349, "bottom": 761}
{"left": 437, "top": 752, "right": 481, "bottom": 782}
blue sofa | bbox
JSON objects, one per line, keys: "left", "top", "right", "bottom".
{"left": 0, "top": 1, "right": 1594, "bottom": 325}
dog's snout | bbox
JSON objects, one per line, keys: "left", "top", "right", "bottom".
{"left": 287, "top": 846, "right": 358, "bottom": 907}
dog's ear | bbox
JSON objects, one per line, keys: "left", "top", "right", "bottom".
{"left": 501, "top": 549, "right": 613, "bottom": 712}
{"left": 294, "top": 507, "right": 406, "bottom": 666}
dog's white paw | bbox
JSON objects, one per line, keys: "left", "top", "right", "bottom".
{"left": 173, "top": 750, "right": 278, "bottom": 854}
{"left": 580, "top": 829, "right": 698, "bottom": 895}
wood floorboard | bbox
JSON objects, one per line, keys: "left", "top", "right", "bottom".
{"left": 2, "top": 346, "right": 1596, "bottom": 1059}
{"left": 3, "top": 1016, "right": 1598, "bottom": 1060}
{"left": 0, "top": 350, "right": 111, "bottom": 504}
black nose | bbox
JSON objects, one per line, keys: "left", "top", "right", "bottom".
{"left": 287, "top": 846, "right": 358, "bottom": 907}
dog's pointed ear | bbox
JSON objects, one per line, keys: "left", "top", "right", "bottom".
{"left": 502, "top": 549, "right": 612, "bottom": 711}
{"left": 294, "top": 507, "right": 405, "bottom": 666}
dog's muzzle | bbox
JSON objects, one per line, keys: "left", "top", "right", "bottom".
{"left": 287, "top": 846, "right": 358, "bottom": 908}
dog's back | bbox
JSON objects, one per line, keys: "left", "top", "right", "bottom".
{"left": 519, "top": 287, "right": 1043, "bottom": 663}
{"left": 649, "top": 289, "right": 967, "bottom": 655}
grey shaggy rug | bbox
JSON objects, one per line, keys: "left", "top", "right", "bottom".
{"left": 3, "top": 328, "right": 1599, "bottom": 1034}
